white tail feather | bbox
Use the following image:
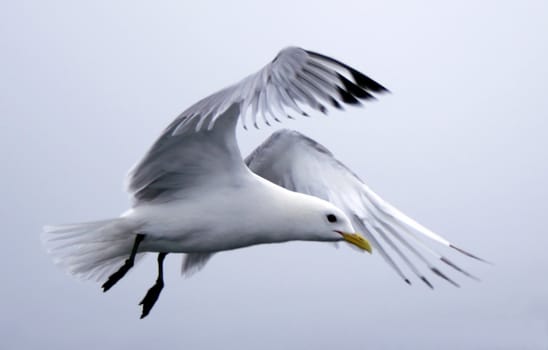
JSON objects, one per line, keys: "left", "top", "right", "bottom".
{"left": 42, "top": 218, "right": 144, "bottom": 282}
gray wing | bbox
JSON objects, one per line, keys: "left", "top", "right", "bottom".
{"left": 128, "top": 103, "right": 246, "bottom": 202}
{"left": 181, "top": 253, "right": 214, "bottom": 277}
{"left": 246, "top": 129, "right": 486, "bottom": 288}
{"left": 127, "top": 46, "right": 388, "bottom": 203}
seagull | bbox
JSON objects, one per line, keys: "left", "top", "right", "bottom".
{"left": 43, "top": 47, "right": 484, "bottom": 319}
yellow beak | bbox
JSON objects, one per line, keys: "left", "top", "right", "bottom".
{"left": 341, "top": 232, "right": 373, "bottom": 253}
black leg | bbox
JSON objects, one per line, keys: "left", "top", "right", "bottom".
{"left": 102, "top": 234, "right": 145, "bottom": 292}
{"left": 139, "top": 252, "right": 168, "bottom": 319}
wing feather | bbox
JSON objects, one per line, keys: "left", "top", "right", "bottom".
{"left": 172, "top": 46, "right": 387, "bottom": 133}
{"left": 246, "top": 129, "right": 484, "bottom": 287}
{"left": 181, "top": 253, "right": 214, "bottom": 277}
{"left": 127, "top": 47, "right": 387, "bottom": 203}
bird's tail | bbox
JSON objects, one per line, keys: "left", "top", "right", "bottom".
{"left": 42, "top": 218, "right": 145, "bottom": 282}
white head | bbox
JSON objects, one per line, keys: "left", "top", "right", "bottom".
{"left": 262, "top": 192, "right": 372, "bottom": 252}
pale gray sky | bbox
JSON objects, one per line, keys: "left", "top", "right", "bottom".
{"left": 2, "top": 0, "right": 548, "bottom": 349}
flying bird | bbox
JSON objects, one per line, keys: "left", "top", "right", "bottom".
{"left": 43, "top": 47, "right": 484, "bottom": 318}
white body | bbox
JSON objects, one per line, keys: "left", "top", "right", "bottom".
{"left": 127, "top": 173, "right": 349, "bottom": 253}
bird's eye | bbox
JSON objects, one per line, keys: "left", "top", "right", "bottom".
{"left": 326, "top": 214, "right": 337, "bottom": 223}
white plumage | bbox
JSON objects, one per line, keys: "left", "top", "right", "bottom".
{"left": 43, "top": 47, "right": 483, "bottom": 318}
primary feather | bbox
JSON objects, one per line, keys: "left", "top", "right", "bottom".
{"left": 246, "top": 129, "right": 482, "bottom": 287}
{"left": 126, "top": 47, "right": 388, "bottom": 203}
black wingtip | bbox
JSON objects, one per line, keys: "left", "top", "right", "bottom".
{"left": 305, "top": 49, "right": 390, "bottom": 93}
{"left": 330, "top": 97, "right": 343, "bottom": 110}
{"left": 336, "top": 86, "right": 361, "bottom": 105}
{"left": 404, "top": 278, "right": 411, "bottom": 285}
{"left": 337, "top": 73, "right": 376, "bottom": 100}
{"left": 348, "top": 68, "right": 390, "bottom": 93}
{"left": 421, "top": 276, "right": 434, "bottom": 289}
{"left": 431, "top": 267, "right": 460, "bottom": 288}
{"left": 449, "top": 244, "right": 492, "bottom": 265}
{"left": 440, "top": 257, "right": 481, "bottom": 282}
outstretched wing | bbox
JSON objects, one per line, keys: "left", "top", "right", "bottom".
{"left": 246, "top": 129, "right": 486, "bottom": 288}
{"left": 127, "top": 47, "right": 388, "bottom": 203}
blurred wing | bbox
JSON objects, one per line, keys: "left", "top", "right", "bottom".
{"left": 128, "top": 103, "right": 246, "bottom": 202}
{"left": 127, "top": 46, "right": 388, "bottom": 203}
{"left": 246, "top": 129, "right": 486, "bottom": 288}
{"left": 181, "top": 253, "right": 214, "bottom": 277}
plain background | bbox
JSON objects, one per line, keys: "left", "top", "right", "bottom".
{"left": 2, "top": 0, "right": 548, "bottom": 349}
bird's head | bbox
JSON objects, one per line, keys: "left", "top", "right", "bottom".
{"left": 291, "top": 195, "right": 372, "bottom": 253}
